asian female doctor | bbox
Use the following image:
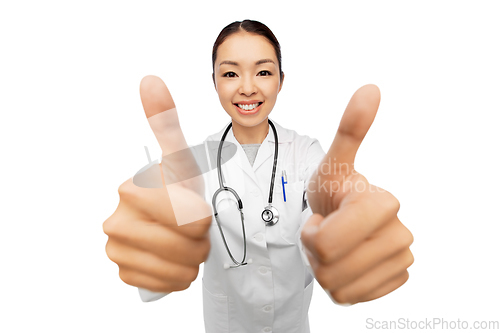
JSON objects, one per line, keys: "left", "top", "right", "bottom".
{"left": 103, "top": 20, "right": 414, "bottom": 333}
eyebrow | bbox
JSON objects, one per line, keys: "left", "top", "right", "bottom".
{"left": 219, "top": 59, "right": 275, "bottom": 68}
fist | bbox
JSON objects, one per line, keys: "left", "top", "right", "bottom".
{"left": 301, "top": 85, "right": 414, "bottom": 305}
{"left": 103, "top": 76, "right": 212, "bottom": 293}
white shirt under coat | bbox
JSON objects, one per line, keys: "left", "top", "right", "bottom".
{"left": 139, "top": 119, "right": 326, "bottom": 333}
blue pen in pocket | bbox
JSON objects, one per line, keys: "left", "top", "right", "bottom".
{"left": 281, "top": 170, "right": 287, "bottom": 202}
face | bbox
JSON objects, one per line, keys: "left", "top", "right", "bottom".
{"left": 213, "top": 32, "right": 284, "bottom": 129}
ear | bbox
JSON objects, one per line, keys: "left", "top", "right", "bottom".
{"left": 278, "top": 71, "right": 285, "bottom": 93}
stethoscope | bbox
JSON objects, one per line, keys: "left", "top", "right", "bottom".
{"left": 211, "top": 119, "right": 279, "bottom": 269}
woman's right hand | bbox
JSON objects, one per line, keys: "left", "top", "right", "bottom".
{"left": 103, "top": 76, "right": 212, "bottom": 293}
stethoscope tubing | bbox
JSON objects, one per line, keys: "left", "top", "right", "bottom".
{"left": 212, "top": 118, "right": 279, "bottom": 268}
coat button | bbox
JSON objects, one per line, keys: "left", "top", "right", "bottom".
{"left": 263, "top": 327, "right": 272, "bottom": 333}
{"left": 258, "top": 266, "right": 268, "bottom": 274}
{"left": 252, "top": 189, "right": 260, "bottom": 197}
{"left": 263, "top": 305, "right": 272, "bottom": 312}
{"left": 254, "top": 233, "right": 264, "bottom": 242}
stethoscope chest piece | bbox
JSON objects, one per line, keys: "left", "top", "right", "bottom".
{"left": 262, "top": 205, "right": 279, "bottom": 226}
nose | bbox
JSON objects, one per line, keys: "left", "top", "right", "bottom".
{"left": 238, "top": 75, "right": 257, "bottom": 96}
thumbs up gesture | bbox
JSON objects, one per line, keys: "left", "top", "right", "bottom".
{"left": 301, "top": 85, "right": 414, "bottom": 305}
{"left": 103, "top": 76, "right": 212, "bottom": 293}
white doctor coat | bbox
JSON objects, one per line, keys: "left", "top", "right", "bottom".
{"left": 139, "top": 119, "right": 326, "bottom": 333}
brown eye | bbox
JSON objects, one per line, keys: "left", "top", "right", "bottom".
{"left": 258, "top": 70, "right": 272, "bottom": 76}
{"left": 223, "top": 72, "right": 237, "bottom": 78}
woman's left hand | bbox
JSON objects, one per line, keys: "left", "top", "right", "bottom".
{"left": 301, "top": 84, "right": 414, "bottom": 305}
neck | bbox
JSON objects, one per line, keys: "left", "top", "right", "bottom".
{"left": 232, "top": 118, "right": 269, "bottom": 144}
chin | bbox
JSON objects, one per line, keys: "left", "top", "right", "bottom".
{"left": 234, "top": 114, "right": 270, "bottom": 127}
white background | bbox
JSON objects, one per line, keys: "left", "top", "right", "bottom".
{"left": 1, "top": 0, "right": 499, "bottom": 332}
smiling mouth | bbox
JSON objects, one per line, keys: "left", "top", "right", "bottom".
{"left": 234, "top": 102, "right": 263, "bottom": 111}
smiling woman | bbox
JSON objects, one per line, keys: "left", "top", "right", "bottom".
{"left": 104, "top": 18, "right": 413, "bottom": 333}
{"left": 211, "top": 20, "right": 285, "bottom": 144}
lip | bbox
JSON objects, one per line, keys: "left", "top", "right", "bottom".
{"left": 234, "top": 101, "right": 263, "bottom": 115}
{"left": 234, "top": 100, "right": 262, "bottom": 105}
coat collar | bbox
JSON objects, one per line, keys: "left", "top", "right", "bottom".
{"left": 208, "top": 118, "right": 292, "bottom": 186}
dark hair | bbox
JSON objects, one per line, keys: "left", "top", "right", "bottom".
{"left": 212, "top": 19, "right": 284, "bottom": 84}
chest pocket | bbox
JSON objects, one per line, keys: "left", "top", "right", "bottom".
{"left": 275, "top": 179, "right": 305, "bottom": 245}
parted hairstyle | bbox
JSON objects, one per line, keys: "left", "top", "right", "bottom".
{"left": 212, "top": 19, "right": 284, "bottom": 84}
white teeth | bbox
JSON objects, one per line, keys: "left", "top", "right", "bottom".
{"left": 237, "top": 103, "right": 260, "bottom": 110}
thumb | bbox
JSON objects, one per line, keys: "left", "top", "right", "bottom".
{"left": 139, "top": 75, "right": 203, "bottom": 195}
{"left": 139, "top": 76, "right": 207, "bottom": 228}
{"left": 140, "top": 75, "right": 188, "bottom": 156}
{"left": 140, "top": 75, "right": 204, "bottom": 195}
{"left": 325, "top": 84, "right": 381, "bottom": 169}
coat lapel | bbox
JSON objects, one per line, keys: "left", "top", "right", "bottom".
{"left": 226, "top": 127, "right": 259, "bottom": 186}
{"left": 253, "top": 119, "right": 292, "bottom": 171}
{"left": 251, "top": 125, "right": 273, "bottom": 172}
